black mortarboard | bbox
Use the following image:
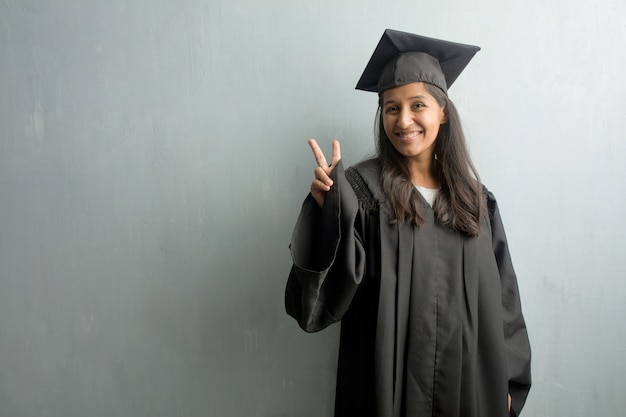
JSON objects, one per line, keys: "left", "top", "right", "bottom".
{"left": 355, "top": 29, "right": 481, "bottom": 95}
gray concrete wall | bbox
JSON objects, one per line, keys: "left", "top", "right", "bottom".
{"left": 1, "top": 0, "right": 624, "bottom": 415}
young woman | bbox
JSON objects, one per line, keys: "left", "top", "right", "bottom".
{"left": 285, "top": 29, "right": 531, "bottom": 417}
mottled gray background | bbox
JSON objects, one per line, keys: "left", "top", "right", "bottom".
{"left": 1, "top": 1, "right": 624, "bottom": 416}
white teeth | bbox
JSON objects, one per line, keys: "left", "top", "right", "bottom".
{"left": 397, "top": 131, "right": 421, "bottom": 139}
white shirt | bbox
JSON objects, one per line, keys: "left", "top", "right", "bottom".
{"left": 415, "top": 185, "right": 439, "bottom": 207}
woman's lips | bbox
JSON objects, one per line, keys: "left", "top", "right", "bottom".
{"left": 396, "top": 131, "right": 423, "bottom": 141}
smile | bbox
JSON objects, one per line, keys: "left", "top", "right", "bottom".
{"left": 396, "top": 131, "right": 423, "bottom": 139}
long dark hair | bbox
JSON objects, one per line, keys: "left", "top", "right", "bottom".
{"left": 375, "top": 83, "right": 485, "bottom": 237}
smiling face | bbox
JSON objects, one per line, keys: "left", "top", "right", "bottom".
{"left": 381, "top": 82, "right": 447, "bottom": 163}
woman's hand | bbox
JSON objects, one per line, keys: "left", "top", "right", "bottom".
{"left": 308, "top": 139, "right": 341, "bottom": 208}
{"left": 508, "top": 394, "right": 512, "bottom": 412}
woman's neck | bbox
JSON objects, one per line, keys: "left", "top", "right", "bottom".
{"left": 408, "top": 158, "right": 438, "bottom": 188}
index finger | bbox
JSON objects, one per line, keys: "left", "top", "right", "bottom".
{"left": 308, "top": 139, "right": 329, "bottom": 168}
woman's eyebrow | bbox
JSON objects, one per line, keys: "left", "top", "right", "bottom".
{"left": 383, "top": 95, "right": 427, "bottom": 106}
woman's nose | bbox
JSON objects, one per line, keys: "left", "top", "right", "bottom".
{"left": 398, "top": 108, "right": 413, "bottom": 128}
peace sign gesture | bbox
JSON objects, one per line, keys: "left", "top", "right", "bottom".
{"left": 308, "top": 139, "right": 341, "bottom": 208}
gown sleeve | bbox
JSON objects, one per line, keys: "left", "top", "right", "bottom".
{"left": 486, "top": 191, "right": 532, "bottom": 416}
{"left": 285, "top": 160, "right": 367, "bottom": 333}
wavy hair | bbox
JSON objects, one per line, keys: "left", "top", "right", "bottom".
{"left": 375, "top": 83, "right": 485, "bottom": 237}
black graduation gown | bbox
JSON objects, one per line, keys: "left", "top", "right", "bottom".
{"left": 285, "top": 158, "right": 531, "bottom": 417}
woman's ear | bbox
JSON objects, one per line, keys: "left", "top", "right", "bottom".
{"left": 440, "top": 105, "right": 449, "bottom": 124}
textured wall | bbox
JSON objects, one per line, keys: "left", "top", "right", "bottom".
{"left": 1, "top": 0, "right": 625, "bottom": 416}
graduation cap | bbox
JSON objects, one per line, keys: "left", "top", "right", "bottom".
{"left": 355, "top": 29, "right": 481, "bottom": 95}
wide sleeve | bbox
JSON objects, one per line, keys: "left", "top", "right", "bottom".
{"left": 285, "top": 160, "right": 367, "bottom": 333}
{"left": 486, "top": 192, "right": 532, "bottom": 416}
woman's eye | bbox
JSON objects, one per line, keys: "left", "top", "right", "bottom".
{"left": 413, "top": 102, "right": 424, "bottom": 109}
